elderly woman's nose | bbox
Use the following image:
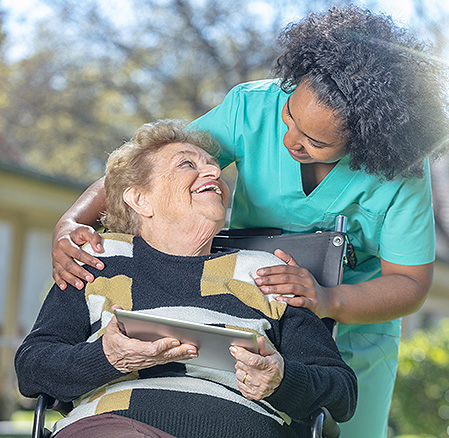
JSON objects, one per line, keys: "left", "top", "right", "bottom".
{"left": 200, "top": 163, "right": 221, "bottom": 178}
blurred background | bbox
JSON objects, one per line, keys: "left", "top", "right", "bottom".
{"left": 0, "top": 0, "right": 448, "bottom": 437}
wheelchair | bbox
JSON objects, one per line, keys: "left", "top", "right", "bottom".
{"left": 32, "top": 216, "right": 348, "bottom": 438}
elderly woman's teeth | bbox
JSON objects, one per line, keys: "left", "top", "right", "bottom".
{"left": 194, "top": 185, "right": 222, "bottom": 194}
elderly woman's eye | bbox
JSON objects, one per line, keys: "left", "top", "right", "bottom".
{"left": 180, "top": 160, "right": 195, "bottom": 168}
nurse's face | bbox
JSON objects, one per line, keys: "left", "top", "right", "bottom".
{"left": 282, "top": 81, "right": 349, "bottom": 164}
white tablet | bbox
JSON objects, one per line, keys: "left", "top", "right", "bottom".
{"left": 114, "top": 309, "right": 259, "bottom": 372}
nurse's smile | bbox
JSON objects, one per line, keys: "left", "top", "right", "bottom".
{"left": 281, "top": 81, "right": 349, "bottom": 165}
{"left": 288, "top": 148, "right": 311, "bottom": 160}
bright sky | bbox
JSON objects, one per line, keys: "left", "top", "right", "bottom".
{"left": 1, "top": 0, "right": 446, "bottom": 62}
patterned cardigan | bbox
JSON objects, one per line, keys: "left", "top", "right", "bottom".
{"left": 15, "top": 233, "right": 357, "bottom": 438}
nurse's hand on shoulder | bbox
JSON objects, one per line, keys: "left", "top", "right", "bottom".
{"left": 255, "top": 249, "right": 333, "bottom": 319}
{"left": 52, "top": 220, "right": 104, "bottom": 291}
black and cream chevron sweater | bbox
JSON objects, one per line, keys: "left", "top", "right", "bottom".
{"left": 15, "top": 233, "right": 356, "bottom": 438}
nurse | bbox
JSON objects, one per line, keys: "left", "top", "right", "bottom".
{"left": 50, "top": 5, "right": 448, "bottom": 438}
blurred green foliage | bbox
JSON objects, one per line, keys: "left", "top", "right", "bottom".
{"left": 0, "top": 0, "right": 288, "bottom": 184}
{"left": 389, "top": 319, "right": 449, "bottom": 438}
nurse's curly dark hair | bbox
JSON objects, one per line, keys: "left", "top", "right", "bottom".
{"left": 274, "top": 5, "right": 449, "bottom": 179}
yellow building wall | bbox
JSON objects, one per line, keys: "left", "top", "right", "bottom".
{"left": 0, "top": 166, "right": 86, "bottom": 418}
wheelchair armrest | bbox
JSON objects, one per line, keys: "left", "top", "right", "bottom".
{"left": 50, "top": 399, "right": 73, "bottom": 416}
{"left": 33, "top": 394, "right": 73, "bottom": 438}
{"left": 33, "top": 394, "right": 53, "bottom": 438}
{"left": 310, "top": 407, "right": 340, "bottom": 438}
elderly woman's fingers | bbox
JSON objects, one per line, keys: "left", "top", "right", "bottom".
{"left": 103, "top": 315, "right": 198, "bottom": 373}
{"left": 230, "top": 345, "right": 267, "bottom": 370}
{"left": 150, "top": 337, "right": 198, "bottom": 359}
{"left": 236, "top": 379, "right": 266, "bottom": 401}
{"left": 231, "top": 337, "right": 284, "bottom": 401}
{"left": 256, "top": 336, "right": 277, "bottom": 356}
{"left": 236, "top": 369, "right": 260, "bottom": 388}
{"left": 235, "top": 368, "right": 248, "bottom": 383}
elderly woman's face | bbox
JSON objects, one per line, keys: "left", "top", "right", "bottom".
{"left": 144, "top": 142, "right": 229, "bottom": 227}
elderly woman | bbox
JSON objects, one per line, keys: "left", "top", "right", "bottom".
{"left": 15, "top": 120, "right": 357, "bottom": 438}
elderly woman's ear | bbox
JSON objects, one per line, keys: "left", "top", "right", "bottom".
{"left": 123, "top": 186, "right": 154, "bottom": 218}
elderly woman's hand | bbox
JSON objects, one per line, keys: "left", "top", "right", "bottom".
{"left": 230, "top": 337, "right": 284, "bottom": 401}
{"left": 255, "top": 249, "right": 334, "bottom": 319}
{"left": 52, "top": 219, "right": 105, "bottom": 291}
{"left": 102, "top": 307, "right": 198, "bottom": 373}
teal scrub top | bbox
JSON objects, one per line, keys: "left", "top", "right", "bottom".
{"left": 191, "top": 80, "right": 436, "bottom": 337}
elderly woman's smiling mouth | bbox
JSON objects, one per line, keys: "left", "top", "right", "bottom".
{"left": 193, "top": 182, "right": 223, "bottom": 195}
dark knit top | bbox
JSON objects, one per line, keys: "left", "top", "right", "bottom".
{"left": 15, "top": 233, "right": 357, "bottom": 438}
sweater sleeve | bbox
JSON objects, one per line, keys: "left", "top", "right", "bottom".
{"left": 14, "top": 283, "right": 125, "bottom": 402}
{"left": 266, "top": 307, "right": 357, "bottom": 423}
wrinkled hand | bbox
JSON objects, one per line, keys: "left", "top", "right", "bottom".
{"left": 230, "top": 337, "right": 284, "bottom": 401}
{"left": 254, "top": 249, "right": 333, "bottom": 319}
{"left": 102, "top": 306, "right": 198, "bottom": 373}
{"left": 52, "top": 220, "right": 104, "bottom": 290}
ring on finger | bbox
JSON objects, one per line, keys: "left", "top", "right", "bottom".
{"left": 242, "top": 372, "right": 248, "bottom": 385}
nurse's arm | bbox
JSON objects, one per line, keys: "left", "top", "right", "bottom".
{"left": 326, "top": 260, "right": 433, "bottom": 325}
{"left": 256, "top": 254, "right": 433, "bottom": 325}
{"left": 52, "top": 177, "right": 106, "bottom": 290}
